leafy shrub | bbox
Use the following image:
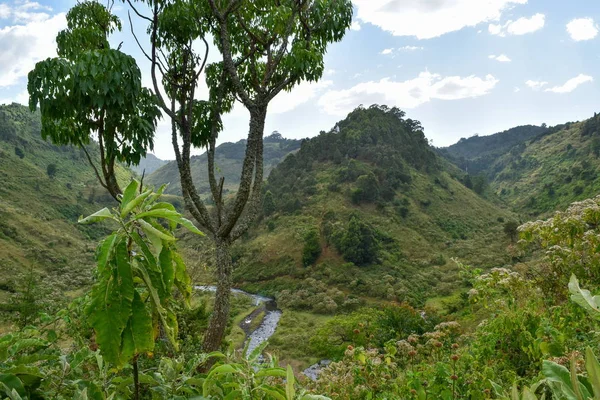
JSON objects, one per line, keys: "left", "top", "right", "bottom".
{"left": 302, "top": 228, "right": 322, "bottom": 266}
{"left": 14, "top": 147, "right": 24, "bottom": 159}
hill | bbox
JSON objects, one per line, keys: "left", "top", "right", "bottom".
{"left": 130, "top": 153, "right": 167, "bottom": 175}
{"left": 438, "top": 125, "right": 548, "bottom": 176}
{"left": 0, "top": 103, "right": 132, "bottom": 306}
{"left": 145, "top": 132, "right": 302, "bottom": 195}
{"left": 184, "top": 105, "right": 517, "bottom": 312}
{"left": 487, "top": 114, "right": 600, "bottom": 216}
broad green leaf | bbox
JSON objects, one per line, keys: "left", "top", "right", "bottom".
{"left": 86, "top": 241, "right": 134, "bottom": 367}
{"left": 130, "top": 290, "right": 154, "bottom": 354}
{"left": 522, "top": 387, "right": 539, "bottom": 400}
{"left": 286, "top": 364, "right": 296, "bottom": 400}
{"left": 138, "top": 219, "right": 176, "bottom": 242}
{"left": 301, "top": 396, "right": 332, "bottom": 400}
{"left": 257, "top": 387, "right": 286, "bottom": 400}
{"left": 569, "top": 275, "right": 600, "bottom": 318}
{"left": 255, "top": 368, "right": 287, "bottom": 378}
{"left": 159, "top": 247, "right": 175, "bottom": 297}
{"left": 121, "top": 189, "right": 152, "bottom": 218}
{"left": 172, "top": 251, "right": 192, "bottom": 306}
{"left": 121, "top": 180, "right": 139, "bottom": 211}
{"left": 135, "top": 209, "right": 203, "bottom": 235}
{"left": 543, "top": 360, "right": 578, "bottom": 400}
{"left": 0, "top": 374, "right": 25, "bottom": 398}
{"left": 79, "top": 208, "right": 115, "bottom": 225}
{"left": 97, "top": 234, "right": 119, "bottom": 273}
{"left": 585, "top": 347, "right": 600, "bottom": 399}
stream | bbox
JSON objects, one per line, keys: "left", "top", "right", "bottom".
{"left": 194, "top": 286, "right": 327, "bottom": 380}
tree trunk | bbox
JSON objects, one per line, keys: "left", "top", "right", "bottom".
{"left": 202, "top": 239, "right": 233, "bottom": 352}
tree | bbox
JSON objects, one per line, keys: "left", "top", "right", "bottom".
{"left": 28, "top": 2, "right": 161, "bottom": 200}
{"left": 79, "top": 180, "right": 198, "bottom": 398}
{"left": 30, "top": 0, "right": 353, "bottom": 354}
{"left": 124, "top": 0, "right": 353, "bottom": 352}
{"left": 302, "top": 228, "right": 321, "bottom": 266}
{"left": 14, "top": 147, "right": 24, "bottom": 159}
{"left": 339, "top": 215, "right": 378, "bottom": 266}
{"left": 263, "top": 190, "right": 275, "bottom": 216}
{"left": 46, "top": 163, "right": 57, "bottom": 178}
{"left": 503, "top": 220, "right": 519, "bottom": 243}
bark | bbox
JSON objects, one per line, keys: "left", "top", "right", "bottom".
{"left": 202, "top": 238, "right": 233, "bottom": 351}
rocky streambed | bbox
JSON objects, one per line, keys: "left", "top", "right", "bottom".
{"left": 195, "top": 285, "right": 327, "bottom": 380}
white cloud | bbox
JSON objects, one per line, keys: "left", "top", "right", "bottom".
{"left": 324, "top": 69, "right": 336, "bottom": 76}
{"left": 317, "top": 71, "right": 499, "bottom": 116}
{"left": 0, "top": 1, "right": 52, "bottom": 23}
{"left": 351, "top": 20, "right": 361, "bottom": 31}
{"left": 380, "top": 48, "right": 394, "bottom": 55}
{"left": 566, "top": 18, "right": 598, "bottom": 41}
{"left": 545, "top": 74, "right": 593, "bottom": 93}
{"left": 270, "top": 80, "right": 333, "bottom": 114}
{"left": 489, "top": 13, "right": 545, "bottom": 36}
{"left": 514, "top": 87, "right": 521, "bottom": 93}
{"left": 353, "top": 0, "right": 527, "bottom": 40}
{"left": 0, "top": 13, "right": 67, "bottom": 87}
{"left": 525, "top": 80, "right": 548, "bottom": 90}
{"left": 399, "top": 46, "right": 424, "bottom": 51}
{"left": 488, "top": 54, "right": 511, "bottom": 62}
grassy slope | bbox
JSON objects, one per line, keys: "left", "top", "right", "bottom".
{"left": 0, "top": 104, "right": 132, "bottom": 301}
{"left": 490, "top": 119, "right": 600, "bottom": 216}
{"left": 145, "top": 135, "right": 301, "bottom": 196}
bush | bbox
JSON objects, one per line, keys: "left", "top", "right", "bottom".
{"left": 302, "top": 228, "right": 321, "bottom": 266}
{"left": 47, "top": 163, "right": 57, "bottom": 178}
{"left": 14, "top": 147, "right": 24, "bottom": 159}
{"left": 337, "top": 215, "right": 379, "bottom": 266}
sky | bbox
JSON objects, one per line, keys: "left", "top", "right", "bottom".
{"left": 1, "top": 0, "right": 599, "bottom": 160}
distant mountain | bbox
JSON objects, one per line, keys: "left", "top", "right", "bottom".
{"left": 0, "top": 103, "right": 133, "bottom": 301}
{"left": 146, "top": 132, "right": 302, "bottom": 195}
{"left": 486, "top": 114, "right": 600, "bottom": 216}
{"left": 438, "top": 125, "right": 548, "bottom": 176}
{"left": 195, "top": 105, "right": 516, "bottom": 310}
{"left": 130, "top": 153, "right": 167, "bottom": 175}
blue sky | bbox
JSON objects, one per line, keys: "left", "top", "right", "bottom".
{"left": 0, "top": 0, "right": 599, "bottom": 160}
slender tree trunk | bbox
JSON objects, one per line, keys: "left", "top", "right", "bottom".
{"left": 202, "top": 238, "right": 233, "bottom": 352}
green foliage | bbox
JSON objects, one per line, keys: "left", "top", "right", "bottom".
{"left": 302, "top": 228, "right": 321, "bottom": 267}
{"left": 504, "top": 220, "right": 519, "bottom": 242}
{"left": 28, "top": 1, "right": 160, "bottom": 197}
{"left": 337, "top": 215, "right": 378, "bottom": 266}
{"left": 46, "top": 163, "right": 57, "bottom": 178}
{"left": 263, "top": 190, "right": 276, "bottom": 216}
{"left": 81, "top": 180, "right": 199, "bottom": 367}
{"left": 14, "top": 147, "right": 24, "bottom": 159}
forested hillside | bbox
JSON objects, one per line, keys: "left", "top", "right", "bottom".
{"left": 198, "top": 105, "right": 516, "bottom": 311}
{"left": 0, "top": 104, "right": 131, "bottom": 307}
{"left": 146, "top": 132, "right": 302, "bottom": 195}
{"left": 438, "top": 125, "right": 547, "bottom": 176}
{"left": 488, "top": 113, "right": 600, "bottom": 216}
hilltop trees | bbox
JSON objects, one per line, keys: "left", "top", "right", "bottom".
{"left": 30, "top": 0, "right": 353, "bottom": 353}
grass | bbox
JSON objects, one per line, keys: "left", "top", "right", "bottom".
{"left": 266, "top": 310, "right": 333, "bottom": 371}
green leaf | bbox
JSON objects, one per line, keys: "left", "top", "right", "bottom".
{"left": 86, "top": 240, "right": 134, "bottom": 367}
{"left": 121, "top": 189, "right": 152, "bottom": 218}
{"left": 286, "top": 364, "right": 296, "bottom": 400}
{"left": 0, "top": 374, "right": 25, "bottom": 398}
{"left": 543, "top": 360, "right": 578, "bottom": 400}
{"left": 135, "top": 209, "right": 204, "bottom": 235}
{"left": 78, "top": 208, "right": 114, "bottom": 225}
{"left": 97, "top": 234, "right": 119, "bottom": 273}
{"left": 130, "top": 290, "right": 154, "bottom": 354}
{"left": 138, "top": 219, "right": 176, "bottom": 242}
{"left": 121, "top": 180, "right": 139, "bottom": 211}
{"left": 569, "top": 274, "right": 600, "bottom": 318}
{"left": 585, "top": 347, "right": 600, "bottom": 399}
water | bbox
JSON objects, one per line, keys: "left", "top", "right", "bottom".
{"left": 195, "top": 285, "right": 282, "bottom": 356}
{"left": 195, "top": 285, "right": 327, "bottom": 380}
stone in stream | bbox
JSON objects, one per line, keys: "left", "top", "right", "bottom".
{"left": 302, "top": 359, "right": 332, "bottom": 381}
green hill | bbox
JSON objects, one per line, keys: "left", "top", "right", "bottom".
{"left": 0, "top": 103, "right": 132, "bottom": 304}
{"left": 187, "top": 105, "right": 516, "bottom": 310}
{"left": 145, "top": 132, "right": 302, "bottom": 195}
{"left": 438, "top": 125, "right": 548, "bottom": 176}
{"left": 487, "top": 113, "right": 600, "bottom": 216}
